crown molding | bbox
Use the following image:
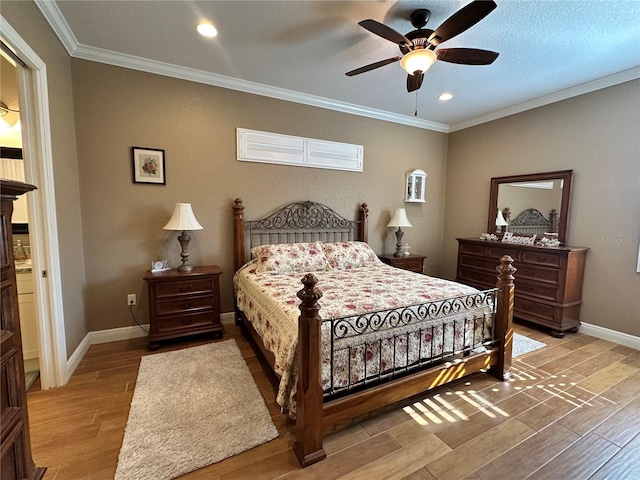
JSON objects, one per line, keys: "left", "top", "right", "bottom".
{"left": 33, "top": 0, "right": 448, "bottom": 133}
{"left": 34, "top": 0, "right": 78, "bottom": 56}
{"left": 71, "top": 43, "right": 449, "bottom": 132}
{"left": 32, "top": 0, "right": 639, "bottom": 135}
{"left": 449, "top": 67, "right": 640, "bottom": 132}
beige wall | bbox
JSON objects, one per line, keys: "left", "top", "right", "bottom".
{"left": 70, "top": 60, "right": 448, "bottom": 331}
{"left": 444, "top": 80, "right": 640, "bottom": 337}
{"left": 3, "top": 1, "right": 88, "bottom": 357}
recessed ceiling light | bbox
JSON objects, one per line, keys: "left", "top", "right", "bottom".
{"left": 439, "top": 93, "right": 453, "bottom": 101}
{"left": 196, "top": 23, "right": 218, "bottom": 38}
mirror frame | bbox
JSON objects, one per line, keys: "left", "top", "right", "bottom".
{"left": 488, "top": 170, "right": 573, "bottom": 245}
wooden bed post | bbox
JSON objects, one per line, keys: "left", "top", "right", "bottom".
{"left": 294, "top": 274, "right": 326, "bottom": 467}
{"left": 233, "top": 198, "right": 245, "bottom": 273}
{"left": 358, "top": 203, "right": 368, "bottom": 243}
{"left": 490, "top": 255, "right": 516, "bottom": 381}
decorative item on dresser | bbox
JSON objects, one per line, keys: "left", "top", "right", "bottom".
{"left": 1, "top": 179, "right": 46, "bottom": 479}
{"left": 456, "top": 238, "right": 588, "bottom": 338}
{"left": 143, "top": 266, "right": 222, "bottom": 350}
{"left": 378, "top": 253, "right": 426, "bottom": 274}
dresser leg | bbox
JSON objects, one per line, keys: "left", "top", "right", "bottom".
{"left": 148, "top": 341, "right": 160, "bottom": 350}
{"left": 549, "top": 329, "right": 565, "bottom": 338}
{"left": 567, "top": 326, "right": 580, "bottom": 333}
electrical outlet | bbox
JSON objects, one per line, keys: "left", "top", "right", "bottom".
{"left": 127, "top": 294, "right": 137, "bottom": 306}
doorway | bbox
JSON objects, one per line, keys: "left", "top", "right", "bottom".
{"left": 1, "top": 19, "right": 68, "bottom": 389}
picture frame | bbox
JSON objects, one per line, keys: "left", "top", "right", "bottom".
{"left": 132, "top": 147, "right": 165, "bottom": 184}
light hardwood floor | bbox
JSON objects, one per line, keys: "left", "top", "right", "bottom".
{"left": 27, "top": 322, "right": 640, "bottom": 480}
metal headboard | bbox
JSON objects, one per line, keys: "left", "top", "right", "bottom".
{"left": 233, "top": 199, "right": 368, "bottom": 272}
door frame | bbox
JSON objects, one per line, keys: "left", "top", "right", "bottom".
{"left": 1, "top": 16, "right": 68, "bottom": 388}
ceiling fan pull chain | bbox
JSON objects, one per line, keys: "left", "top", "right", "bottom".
{"left": 414, "top": 91, "right": 418, "bottom": 116}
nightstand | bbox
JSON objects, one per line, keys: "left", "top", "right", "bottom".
{"left": 378, "top": 254, "right": 426, "bottom": 274}
{"left": 143, "top": 265, "right": 223, "bottom": 349}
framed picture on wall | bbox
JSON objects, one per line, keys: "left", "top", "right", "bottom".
{"left": 132, "top": 146, "right": 165, "bottom": 184}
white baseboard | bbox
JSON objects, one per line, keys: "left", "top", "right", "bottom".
{"left": 66, "top": 312, "right": 237, "bottom": 379}
{"left": 65, "top": 314, "right": 637, "bottom": 382}
{"left": 580, "top": 322, "right": 640, "bottom": 350}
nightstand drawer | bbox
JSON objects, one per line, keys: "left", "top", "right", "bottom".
{"left": 378, "top": 254, "right": 426, "bottom": 273}
{"left": 155, "top": 295, "right": 214, "bottom": 316}
{"left": 154, "top": 279, "right": 213, "bottom": 298}
{"left": 156, "top": 312, "right": 216, "bottom": 333}
{"left": 144, "top": 265, "right": 223, "bottom": 349}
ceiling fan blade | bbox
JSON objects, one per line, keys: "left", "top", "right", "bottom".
{"left": 437, "top": 48, "right": 499, "bottom": 65}
{"left": 358, "top": 19, "right": 411, "bottom": 47}
{"left": 407, "top": 72, "right": 424, "bottom": 93}
{"left": 346, "top": 56, "right": 401, "bottom": 76}
{"left": 428, "top": 0, "right": 497, "bottom": 46}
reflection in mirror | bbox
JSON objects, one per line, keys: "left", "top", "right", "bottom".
{"left": 488, "top": 171, "right": 573, "bottom": 245}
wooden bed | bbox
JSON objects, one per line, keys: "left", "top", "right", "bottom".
{"left": 232, "top": 198, "right": 515, "bottom": 467}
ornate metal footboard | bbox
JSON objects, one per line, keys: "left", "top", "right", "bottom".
{"left": 322, "top": 289, "right": 499, "bottom": 398}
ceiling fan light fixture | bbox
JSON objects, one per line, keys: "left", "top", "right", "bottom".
{"left": 400, "top": 49, "right": 437, "bottom": 75}
{"left": 196, "top": 22, "right": 218, "bottom": 38}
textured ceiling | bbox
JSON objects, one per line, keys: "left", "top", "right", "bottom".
{"left": 36, "top": 0, "right": 640, "bottom": 130}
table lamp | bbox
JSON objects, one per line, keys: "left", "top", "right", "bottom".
{"left": 387, "top": 208, "right": 412, "bottom": 257}
{"left": 163, "top": 203, "right": 203, "bottom": 272}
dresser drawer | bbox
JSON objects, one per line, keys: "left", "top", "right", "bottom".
{"left": 155, "top": 295, "right": 214, "bottom": 316}
{"left": 459, "top": 255, "right": 499, "bottom": 271}
{"left": 521, "top": 250, "right": 562, "bottom": 267}
{"left": 487, "top": 245, "right": 520, "bottom": 260}
{"left": 515, "top": 297, "right": 556, "bottom": 322}
{"left": 457, "top": 267, "right": 496, "bottom": 288}
{"left": 514, "top": 264, "right": 560, "bottom": 284}
{"left": 154, "top": 279, "right": 213, "bottom": 298}
{"left": 155, "top": 311, "right": 216, "bottom": 333}
{"left": 459, "top": 242, "right": 488, "bottom": 257}
{"left": 517, "top": 278, "right": 559, "bottom": 302}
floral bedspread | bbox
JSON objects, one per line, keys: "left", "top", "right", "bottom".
{"left": 234, "top": 262, "right": 493, "bottom": 415}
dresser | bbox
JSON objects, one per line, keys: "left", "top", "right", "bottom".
{"left": 456, "top": 238, "right": 588, "bottom": 337}
{"left": 378, "top": 254, "right": 426, "bottom": 274}
{"left": 1, "top": 179, "right": 46, "bottom": 479}
{"left": 144, "top": 265, "right": 223, "bottom": 349}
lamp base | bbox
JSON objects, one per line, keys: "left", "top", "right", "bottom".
{"left": 177, "top": 264, "right": 193, "bottom": 273}
{"left": 393, "top": 227, "right": 405, "bottom": 257}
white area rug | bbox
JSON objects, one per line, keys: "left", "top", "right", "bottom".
{"left": 513, "top": 333, "right": 546, "bottom": 357}
{"left": 115, "top": 340, "right": 278, "bottom": 480}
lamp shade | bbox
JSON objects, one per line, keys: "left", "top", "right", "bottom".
{"left": 163, "top": 203, "right": 203, "bottom": 231}
{"left": 400, "top": 49, "right": 437, "bottom": 75}
{"left": 495, "top": 210, "right": 508, "bottom": 227}
{"left": 387, "top": 208, "right": 412, "bottom": 228}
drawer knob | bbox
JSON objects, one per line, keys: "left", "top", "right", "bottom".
{"left": 180, "top": 317, "right": 193, "bottom": 325}
{"left": 179, "top": 284, "right": 193, "bottom": 292}
{"left": 523, "top": 286, "right": 534, "bottom": 292}
{"left": 538, "top": 256, "right": 548, "bottom": 262}
{"left": 179, "top": 302, "right": 194, "bottom": 309}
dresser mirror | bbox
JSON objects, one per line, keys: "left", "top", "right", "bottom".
{"left": 487, "top": 170, "right": 573, "bottom": 245}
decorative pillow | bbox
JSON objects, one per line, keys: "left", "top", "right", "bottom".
{"left": 251, "top": 241, "right": 330, "bottom": 275}
{"left": 322, "top": 241, "right": 382, "bottom": 269}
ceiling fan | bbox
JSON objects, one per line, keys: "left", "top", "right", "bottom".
{"left": 346, "top": 0, "right": 499, "bottom": 93}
